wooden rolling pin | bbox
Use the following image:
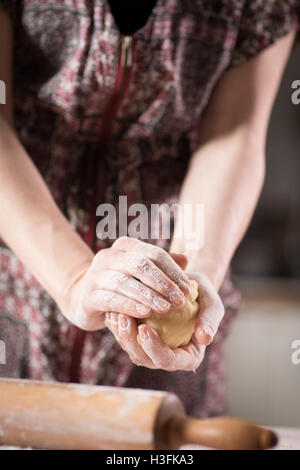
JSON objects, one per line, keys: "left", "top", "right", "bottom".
{"left": 0, "top": 378, "right": 277, "bottom": 450}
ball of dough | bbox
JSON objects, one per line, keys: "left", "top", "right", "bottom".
{"left": 138, "top": 280, "right": 199, "bottom": 349}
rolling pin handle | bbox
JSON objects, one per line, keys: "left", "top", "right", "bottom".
{"left": 162, "top": 415, "right": 278, "bottom": 450}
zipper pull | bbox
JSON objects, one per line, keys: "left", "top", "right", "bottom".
{"left": 121, "top": 35, "right": 133, "bottom": 68}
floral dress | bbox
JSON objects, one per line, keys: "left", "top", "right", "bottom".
{"left": 0, "top": 0, "right": 298, "bottom": 417}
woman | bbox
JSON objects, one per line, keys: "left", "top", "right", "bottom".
{"left": 0, "top": 1, "right": 298, "bottom": 417}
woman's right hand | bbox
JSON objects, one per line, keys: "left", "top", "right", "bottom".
{"left": 61, "top": 237, "right": 191, "bottom": 331}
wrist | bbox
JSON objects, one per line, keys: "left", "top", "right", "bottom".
{"left": 186, "top": 259, "right": 225, "bottom": 290}
{"left": 170, "top": 242, "right": 226, "bottom": 290}
{"left": 58, "top": 257, "right": 93, "bottom": 314}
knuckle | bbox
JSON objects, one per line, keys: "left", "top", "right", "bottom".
{"left": 136, "top": 256, "right": 150, "bottom": 271}
{"left": 124, "top": 297, "right": 136, "bottom": 311}
{"left": 113, "top": 236, "right": 130, "bottom": 248}
{"left": 126, "top": 252, "right": 150, "bottom": 273}
{"left": 111, "top": 271, "right": 127, "bottom": 290}
{"left": 93, "top": 248, "right": 109, "bottom": 265}
{"left": 151, "top": 246, "right": 166, "bottom": 262}
{"left": 97, "top": 247, "right": 110, "bottom": 258}
{"left": 120, "top": 274, "right": 131, "bottom": 291}
{"left": 137, "top": 284, "right": 154, "bottom": 302}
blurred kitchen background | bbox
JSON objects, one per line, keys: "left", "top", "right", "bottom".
{"left": 226, "top": 45, "right": 300, "bottom": 427}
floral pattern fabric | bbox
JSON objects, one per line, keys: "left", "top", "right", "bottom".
{"left": 0, "top": 0, "right": 298, "bottom": 416}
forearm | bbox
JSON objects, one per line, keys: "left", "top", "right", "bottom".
{"left": 0, "top": 115, "right": 94, "bottom": 308}
{"left": 170, "top": 30, "right": 295, "bottom": 290}
{"left": 170, "top": 126, "right": 265, "bottom": 290}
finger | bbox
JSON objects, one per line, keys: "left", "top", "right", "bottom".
{"left": 112, "top": 237, "right": 191, "bottom": 296}
{"left": 177, "top": 337, "right": 206, "bottom": 370}
{"left": 117, "top": 314, "right": 157, "bottom": 368}
{"left": 104, "top": 312, "right": 121, "bottom": 341}
{"left": 169, "top": 252, "right": 189, "bottom": 271}
{"left": 95, "top": 270, "right": 171, "bottom": 313}
{"left": 95, "top": 248, "right": 185, "bottom": 308}
{"left": 125, "top": 252, "right": 186, "bottom": 308}
{"left": 188, "top": 272, "right": 225, "bottom": 345}
{"left": 83, "top": 289, "right": 151, "bottom": 318}
{"left": 105, "top": 313, "right": 156, "bottom": 368}
{"left": 139, "top": 324, "right": 206, "bottom": 371}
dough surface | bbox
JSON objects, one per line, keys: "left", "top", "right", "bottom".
{"left": 138, "top": 280, "right": 199, "bottom": 349}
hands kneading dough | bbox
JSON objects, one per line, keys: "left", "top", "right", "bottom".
{"left": 138, "top": 280, "right": 199, "bottom": 349}
{"left": 102, "top": 238, "right": 224, "bottom": 371}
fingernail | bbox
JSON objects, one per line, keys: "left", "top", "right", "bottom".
{"left": 139, "top": 327, "right": 150, "bottom": 341}
{"left": 203, "top": 325, "right": 214, "bottom": 341}
{"left": 136, "top": 304, "right": 151, "bottom": 315}
{"left": 169, "top": 290, "right": 185, "bottom": 307}
{"left": 119, "top": 315, "right": 129, "bottom": 331}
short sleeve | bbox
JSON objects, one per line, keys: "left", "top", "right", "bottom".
{"left": 231, "top": 0, "right": 299, "bottom": 67}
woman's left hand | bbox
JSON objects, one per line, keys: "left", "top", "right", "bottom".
{"left": 104, "top": 270, "right": 224, "bottom": 371}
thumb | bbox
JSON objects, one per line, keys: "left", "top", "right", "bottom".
{"left": 169, "top": 252, "right": 188, "bottom": 271}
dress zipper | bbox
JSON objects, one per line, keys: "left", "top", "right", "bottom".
{"left": 70, "top": 35, "right": 134, "bottom": 383}
{"left": 83, "top": 35, "right": 133, "bottom": 250}
{"left": 98, "top": 35, "right": 133, "bottom": 147}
